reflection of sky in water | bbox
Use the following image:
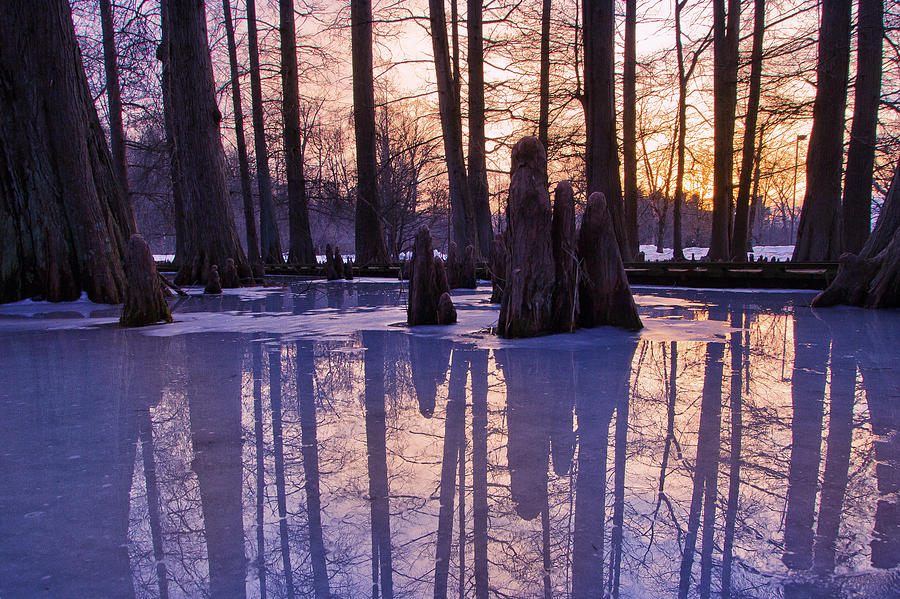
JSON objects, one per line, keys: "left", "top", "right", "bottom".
{"left": 1, "top": 281, "right": 898, "bottom": 598}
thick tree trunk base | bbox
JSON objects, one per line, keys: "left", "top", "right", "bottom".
{"left": 120, "top": 235, "right": 173, "bottom": 327}
{"left": 814, "top": 229, "right": 900, "bottom": 309}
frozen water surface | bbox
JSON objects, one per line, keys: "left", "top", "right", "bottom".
{"left": 1, "top": 280, "right": 899, "bottom": 598}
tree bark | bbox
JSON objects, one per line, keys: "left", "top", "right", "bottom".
{"left": 792, "top": 0, "right": 851, "bottom": 261}
{"left": 0, "top": 0, "right": 135, "bottom": 304}
{"left": 428, "top": 0, "right": 476, "bottom": 257}
{"left": 841, "top": 0, "right": 883, "bottom": 254}
{"left": 583, "top": 0, "right": 631, "bottom": 260}
{"left": 468, "top": 0, "right": 492, "bottom": 259}
{"left": 623, "top": 0, "right": 639, "bottom": 258}
{"left": 707, "top": 0, "right": 740, "bottom": 261}
{"left": 352, "top": 0, "right": 389, "bottom": 265}
{"left": 730, "top": 0, "right": 764, "bottom": 261}
{"left": 281, "top": 0, "right": 316, "bottom": 264}
{"left": 223, "top": 0, "right": 260, "bottom": 264}
{"left": 99, "top": 0, "right": 129, "bottom": 196}
{"left": 167, "top": 0, "right": 247, "bottom": 285}
{"left": 246, "top": 0, "right": 283, "bottom": 264}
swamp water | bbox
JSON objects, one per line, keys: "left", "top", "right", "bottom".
{"left": 0, "top": 281, "right": 898, "bottom": 598}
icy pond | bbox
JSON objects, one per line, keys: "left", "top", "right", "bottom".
{"left": 0, "top": 280, "right": 898, "bottom": 599}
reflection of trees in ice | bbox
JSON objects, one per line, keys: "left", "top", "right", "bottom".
{"left": 118, "top": 295, "right": 898, "bottom": 599}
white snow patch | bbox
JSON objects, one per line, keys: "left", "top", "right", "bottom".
{"left": 638, "top": 244, "right": 796, "bottom": 262}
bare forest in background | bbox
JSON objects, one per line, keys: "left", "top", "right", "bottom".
{"left": 62, "top": 0, "right": 900, "bottom": 260}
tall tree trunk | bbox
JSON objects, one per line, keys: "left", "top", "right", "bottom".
{"left": 158, "top": 0, "right": 186, "bottom": 267}
{"left": 583, "top": 0, "right": 631, "bottom": 260}
{"left": 99, "top": 0, "right": 129, "bottom": 196}
{"left": 623, "top": 0, "right": 639, "bottom": 258}
{"left": 0, "top": 0, "right": 135, "bottom": 304}
{"left": 707, "top": 0, "right": 740, "bottom": 261}
{"left": 247, "top": 0, "right": 283, "bottom": 264}
{"left": 281, "top": 0, "right": 316, "bottom": 264}
{"left": 428, "top": 0, "right": 476, "bottom": 258}
{"left": 841, "top": 0, "right": 883, "bottom": 254}
{"left": 468, "top": 0, "right": 492, "bottom": 259}
{"left": 538, "top": 0, "right": 551, "bottom": 150}
{"left": 730, "top": 0, "right": 764, "bottom": 261}
{"left": 352, "top": 0, "right": 389, "bottom": 265}
{"left": 672, "top": 0, "right": 699, "bottom": 261}
{"left": 792, "top": 0, "right": 851, "bottom": 261}
{"left": 223, "top": 0, "right": 260, "bottom": 264}
{"left": 167, "top": 0, "right": 247, "bottom": 285}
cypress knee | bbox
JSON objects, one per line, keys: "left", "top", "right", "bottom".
{"left": 408, "top": 226, "right": 456, "bottom": 325}
{"left": 204, "top": 265, "right": 223, "bottom": 294}
{"left": 221, "top": 258, "right": 240, "bottom": 288}
{"left": 551, "top": 181, "right": 577, "bottom": 332}
{"left": 577, "top": 192, "right": 642, "bottom": 331}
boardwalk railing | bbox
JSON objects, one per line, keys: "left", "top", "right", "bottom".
{"left": 158, "top": 260, "right": 838, "bottom": 290}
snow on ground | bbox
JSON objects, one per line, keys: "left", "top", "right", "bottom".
{"left": 156, "top": 246, "right": 796, "bottom": 264}
{"left": 639, "top": 244, "right": 796, "bottom": 261}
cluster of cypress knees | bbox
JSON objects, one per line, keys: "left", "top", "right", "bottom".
{"left": 406, "top": 136, "right": 643, "bottom": 337}
{"left": 121, "top": 136, "right": 644, "bottom": 334}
